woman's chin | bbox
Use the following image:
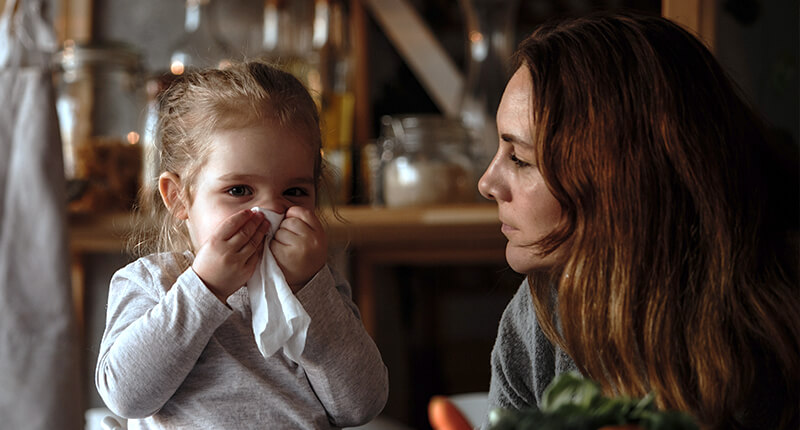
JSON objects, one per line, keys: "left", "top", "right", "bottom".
{"left": 506, "top": 243, "right": 546, "bottom": 274}
{"left": 505, "top": 245, "right": 554, "bottom": 274}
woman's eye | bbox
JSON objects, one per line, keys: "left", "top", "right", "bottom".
{"left": 226, "top": 185, "right": 253, "bottom": 197}
{"left": 510, "top": 153, "right": 531, "bottom": 168}
{"left": 284, "top": 187, "right": 309, "bottom": 198}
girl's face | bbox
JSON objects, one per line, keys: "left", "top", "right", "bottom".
{"left": 183, "top": 121, "right": 317, "bottom": 250}
{"left": 478, "top": 67, "right": 565, "bottom": 273}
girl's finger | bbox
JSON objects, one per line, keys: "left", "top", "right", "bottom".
{"left": 285, "top": 206, "right": 323, "bottom": 232}
{"left": 271, "top": 230, "right": 300, "bottom": 251}
{"left": 238, "top": 219, "right": 269, "bottom": 255}
{"left": 272, "top": 217, "right": 307, "bottom": 240}
{"left": 229, "top": 219, "right": 257, "bottom": 249}
{"left": 217, "top": 209, "right": 257, "bottom": 241}
{"left": 228, "top": 211, "right": 268, "bottom": 248}
{"left": 244, "top": 242, "right": 264, "bottom": 271}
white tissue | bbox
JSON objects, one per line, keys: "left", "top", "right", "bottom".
{"left": 247, "top": 208, "right": 311, "bottom": 362}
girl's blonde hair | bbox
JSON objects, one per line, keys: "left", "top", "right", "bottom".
{"left": 517, "top": 12, "right": 799, "bottom": 429}
{"left": 129, "top": 61, "right": 330, "bottom": 258}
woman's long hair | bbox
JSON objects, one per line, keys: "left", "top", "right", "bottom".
{"left": 517, "top": 12, "right": 800, "bottom": 429}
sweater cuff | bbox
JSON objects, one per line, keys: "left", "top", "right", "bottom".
{"left": 295, "top": 265, "right": 339, "bottom": 318}
{"left": 175, "top": 267, "right": 233, "bottom": 325}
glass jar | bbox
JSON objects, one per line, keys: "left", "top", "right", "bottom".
{"left": 141, "top": 72, "right": 179, "bottom": 190}
{"left": 53, "top": 41, "right": 146, "bottom": 213}
{"left": 377, "top": 114, "right": 477, "bottom": 207}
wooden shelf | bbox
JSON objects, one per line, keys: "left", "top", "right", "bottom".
{"left": 68, "top": 203, "right": 505, "bottom": 255}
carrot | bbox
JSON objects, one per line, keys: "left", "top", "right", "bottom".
{"left": 429, "top": 396, "right": 474, "bottom": 430}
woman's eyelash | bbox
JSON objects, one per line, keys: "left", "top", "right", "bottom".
{"left": 510, "top": 153, "right": 531, "bottom": 167}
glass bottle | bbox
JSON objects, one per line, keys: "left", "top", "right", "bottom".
{"left": 458, "top": 0, "right": 520, "bottom": 170}
{"left": 318, "top": 0, "right": 355, "bottom": 205}
{"left": 169, "top": 0, "right": 233, "bottom": 75}
{"left": 259, "top": 0, "right": 320, "bottom": 93}
{"left": 53, "top": 41, "right": 146, "bottom": 213}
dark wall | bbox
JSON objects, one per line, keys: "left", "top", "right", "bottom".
{"left": 716, "top": 0, "right": 799, "bottom": 145}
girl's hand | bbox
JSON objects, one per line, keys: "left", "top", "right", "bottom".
{"left": 270, "top": 206, "right": 328, "bottom": 292}
{"left": 193, "top": 209, "right": 270, "bottom": 303}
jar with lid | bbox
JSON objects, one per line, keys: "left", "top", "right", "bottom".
{"left": 53, "top": 41, "right": 146, "bottom": 213}
{"left": 377, "top": 114, "right": 477, "bottom": 207}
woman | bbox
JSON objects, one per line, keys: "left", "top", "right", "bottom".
{"left": 478, "top": 12, "right": 800, "bottom": 430}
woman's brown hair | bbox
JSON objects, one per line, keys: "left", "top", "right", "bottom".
{"left": 517, "top": 12, "right": 799, "bottom": 429}
{"left": 129, "top": 61, "right": 332, "bottom": 258}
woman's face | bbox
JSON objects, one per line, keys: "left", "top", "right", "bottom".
{"left": 478, "top": 67, "right": 565, "bottom": 273}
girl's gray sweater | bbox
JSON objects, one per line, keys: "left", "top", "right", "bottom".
{"left": 96, "top": 252, "right": 388, "bottom": 429}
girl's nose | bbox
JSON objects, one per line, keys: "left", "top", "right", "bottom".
{"left": 254, "top": 197, "right": 290, "bottom": 215}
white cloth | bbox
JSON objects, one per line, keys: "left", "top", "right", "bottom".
{"left": 0, "top": 0, "right": 82, "bottom": 429}
{"left": 246, "top": 208, "right": 311, "bottom": 362}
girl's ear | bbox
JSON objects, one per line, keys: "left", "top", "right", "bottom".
{"left": 158, "top": 172, "right": 188, "bottom": 220}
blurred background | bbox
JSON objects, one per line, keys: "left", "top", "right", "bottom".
{"left": 1, "top": 0, "right": 796, "bottom": 429}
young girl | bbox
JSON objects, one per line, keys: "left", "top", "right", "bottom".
{"left": 95, "top": 61, "right": 388, "bottom": 429}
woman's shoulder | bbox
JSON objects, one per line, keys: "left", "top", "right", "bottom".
{"left": 492, "top": 277, "right": 578, "bottom": 407}
{"left": 496, "top": 278, "right": 545, "bottom": 354}
{"left": 501, "top": 278, "right": 537, "bottom": 326}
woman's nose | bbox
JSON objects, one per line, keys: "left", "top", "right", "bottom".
{"left": 478, "top": 155, "right": 502, "bottom": 201}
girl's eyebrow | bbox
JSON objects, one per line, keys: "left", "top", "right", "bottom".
{"left": 290, "top": 177, "right": 316, "bottom": 187}
{"left": 217, "top": 173, "right": 262, "bottom": 182}
{"left": 217, "top": 173, "right": 315, "bottom": 185}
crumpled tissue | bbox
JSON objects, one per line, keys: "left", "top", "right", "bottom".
{"left": 247, "top": 207, "right": 311, "bottom": 362}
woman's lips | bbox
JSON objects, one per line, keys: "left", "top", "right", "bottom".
{"left": 501, "top": 223, "right": 516, "bottom": 234}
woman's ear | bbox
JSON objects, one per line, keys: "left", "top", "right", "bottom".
{"left": 159, "top": 172, "right": 188, "bottom": 220}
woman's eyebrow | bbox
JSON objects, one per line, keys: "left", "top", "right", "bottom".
{"left": 501, "top": 133, "right": 533, "bottom": 148}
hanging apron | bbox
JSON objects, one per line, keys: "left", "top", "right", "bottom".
{"left": 0, "top": 0, "right": 83, "bottom": 429}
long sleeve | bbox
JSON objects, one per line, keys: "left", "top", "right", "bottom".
{"left": 95, "top": 254, "right": 232, "bottom": 418}
{"left": 95, "top": 254, "right": 387, "bottom": 429}
{"left": 295, "top": 265, "right": 389, "bottom": 427}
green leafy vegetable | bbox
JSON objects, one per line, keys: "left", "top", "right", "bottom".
{"left": 488, "top": 372, "right": 699, "bottom": 430}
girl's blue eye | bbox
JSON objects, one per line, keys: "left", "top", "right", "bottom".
{"left": 284, "top": 187, "right": 309, "bottom": 198}
{"left": 227, "top": 186, "right": 252, "bottom": 197}
{"left": 510, "top": 153, "right": 531, "bottom": 168}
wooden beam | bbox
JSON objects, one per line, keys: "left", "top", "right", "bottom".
{"left": 361, "top": 0, "right": 464, "bottom": 117}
